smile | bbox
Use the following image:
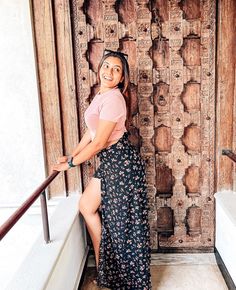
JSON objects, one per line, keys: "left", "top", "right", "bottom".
{"left": 103, "top": 75, "right": 113, "bottom": 81}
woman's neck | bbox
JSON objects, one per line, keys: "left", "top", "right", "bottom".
{"left": 98, "top": 86, "right": 117, "bottom": 94}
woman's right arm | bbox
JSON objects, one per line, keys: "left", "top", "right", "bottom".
{"left": 71, "top": 129, "right": 91, "bottom": 157}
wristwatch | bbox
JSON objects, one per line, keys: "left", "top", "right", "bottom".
{"left": 68, "top": 156, "right": 76, "bottom": 168}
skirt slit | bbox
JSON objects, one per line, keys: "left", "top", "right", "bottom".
{"left": 93, "top": 132, "right": 152, "bottom": 290}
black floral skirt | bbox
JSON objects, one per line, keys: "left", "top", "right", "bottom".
{"left": 94, "top": 132, "right": 152, "bottom": 290}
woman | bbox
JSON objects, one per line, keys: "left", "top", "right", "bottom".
{"left": 53, "top": 50, "right": 152, "bottom": 289}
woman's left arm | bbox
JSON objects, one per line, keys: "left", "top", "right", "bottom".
{"left": 52, "top": 119, "right": 116, "bottom": 172}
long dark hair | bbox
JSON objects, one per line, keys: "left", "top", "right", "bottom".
{"left": 97, "top": 50, "right": 131, "bottom": 128}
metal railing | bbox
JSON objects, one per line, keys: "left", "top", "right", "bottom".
{"left": 222, "top": 149, "right": 236, "bottom": 163}
{"left": 0, "top": 171, "right": 59, "bottom": 243}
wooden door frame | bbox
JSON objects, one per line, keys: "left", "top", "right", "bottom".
{"left": 216, "top": 0, "right": 236, "bottom": 192}
{"left": 30, "top": 0, "right": 82, "bottom": 197}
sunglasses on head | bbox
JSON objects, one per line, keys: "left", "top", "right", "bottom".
{"left": 103, "top": 49, "right": 128, "bottom": 60}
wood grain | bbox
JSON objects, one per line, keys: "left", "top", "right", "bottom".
{"left": 32, "top": 0, "right": 66, "bottom": 197}
{"left": 53, "top": 0, "right": 82, "bottom": 194}
{"left": 216, "top": 0, "right": 236, "bottom": 191}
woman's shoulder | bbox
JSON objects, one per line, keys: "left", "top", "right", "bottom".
{"left": 103, "top": 88, "right": 124, "bottom": 102}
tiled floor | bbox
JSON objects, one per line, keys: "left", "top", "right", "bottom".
{"left": 80, "top": 253, "right": 229, "bottom": 290}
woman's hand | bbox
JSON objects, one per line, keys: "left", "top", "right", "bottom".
{"left": 57, "top": 155, "right": 69, "bottom": 163}
{"left": 52, "top": 161, "right": 69, "bottom": 172}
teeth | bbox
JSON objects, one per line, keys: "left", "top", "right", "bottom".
{"left": 104, "top": 75, "right": 112, "bottom": 81}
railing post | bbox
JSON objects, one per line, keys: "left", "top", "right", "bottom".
{"left": 0, "top": 171, "right": 59, "bottom": 241}
{"left": 40, "top": 190, "right": 50, "bottom": 243}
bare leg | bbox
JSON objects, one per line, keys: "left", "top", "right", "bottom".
{"left": 79, "top": 178, "right": 102, "bottom": 269}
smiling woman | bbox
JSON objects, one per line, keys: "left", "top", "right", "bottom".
{"left": 52, "top": 50, "right": 152, "bottom": 289}
{"left": 99, "top": 57, "right": 124, "bottom": 93}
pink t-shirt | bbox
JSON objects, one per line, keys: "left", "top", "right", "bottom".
{"left": 84, "top": 87, "right": 127, "bottom": 141}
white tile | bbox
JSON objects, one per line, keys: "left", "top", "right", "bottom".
{"left": 151, "top": 264, "right": 228, "bottom": 290}
{"left": 151, "top": 253, "right": 217, "bottom": 266}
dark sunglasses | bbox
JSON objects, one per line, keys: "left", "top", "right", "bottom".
{"left": 104, "top": 49, "right": 128, "bottom": 60}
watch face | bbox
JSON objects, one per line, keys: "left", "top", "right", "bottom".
{"left": 68, "top": 157, "right": 75, "bottom": 167}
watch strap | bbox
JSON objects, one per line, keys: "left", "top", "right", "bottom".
{"left": 68, "top": 156, "right": 76, "bottom": 168}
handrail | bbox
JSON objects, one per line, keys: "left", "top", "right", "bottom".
{"left": 222, "top": 149, "right": 236, "bottom": 163}
{"left": 0, "top": 170, "right": 60, "bottom": 243}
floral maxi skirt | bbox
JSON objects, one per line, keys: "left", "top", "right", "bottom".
{"left": 94, "top": 132, "right": 152, "bottom": 290}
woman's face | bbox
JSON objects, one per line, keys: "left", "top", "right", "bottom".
{"left": 99, "top": 56, "right": 124, "bottom": 92}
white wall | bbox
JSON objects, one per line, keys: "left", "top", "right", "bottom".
{"left": 5, "top": 195, "right": 88, "bottom": 290}
{"left": 0, "top": 0, "right": 45, "bottom": 205}
{"left": 215, "top": 191, "right": 236, "bottom": 285}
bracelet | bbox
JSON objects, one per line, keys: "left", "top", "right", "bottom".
{"left": 68, "top": 156, "right": 76, "bottom": 168}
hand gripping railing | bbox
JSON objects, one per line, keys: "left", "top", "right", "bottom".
{"left": 0, "top": 171, "right": 59, "bottom": 243}
{"left": 222, "top": 149, "right": 236, "bottom": 163}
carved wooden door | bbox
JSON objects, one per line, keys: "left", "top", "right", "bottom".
{"left": 71, "top": 0, "right": 216, "bottom": 251}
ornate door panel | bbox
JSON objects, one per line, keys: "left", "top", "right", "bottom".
{"left": 71, "top": 0, "right": 216, "bottom": 251}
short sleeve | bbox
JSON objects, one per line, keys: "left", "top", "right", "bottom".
{"left": 99, "top": 95, "right": 126, "bottom": 122}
